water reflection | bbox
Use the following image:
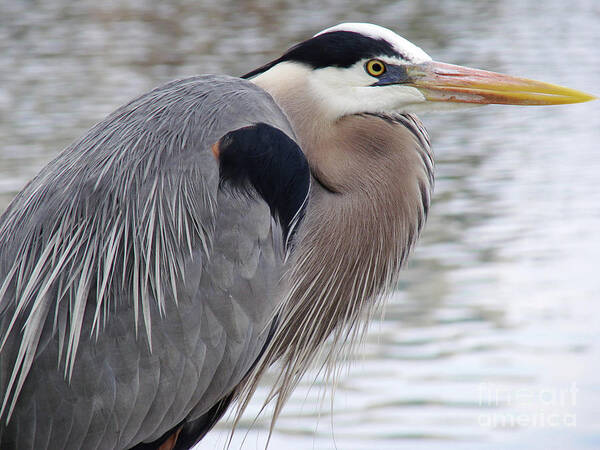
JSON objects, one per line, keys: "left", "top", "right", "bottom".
{"left": 1, "top": 0, "right": 599, "bottom": 448}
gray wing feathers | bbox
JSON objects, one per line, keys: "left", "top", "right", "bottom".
{"left": 0, "top": 75, "right": 292, "bottom": 448}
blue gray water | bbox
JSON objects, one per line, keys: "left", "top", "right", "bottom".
{"left": 1, "top": 1, "right": 598, "bottom": 449}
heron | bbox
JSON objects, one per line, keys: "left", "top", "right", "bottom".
{"left": 0, "top": 23, "right": 594, "bottom": 449}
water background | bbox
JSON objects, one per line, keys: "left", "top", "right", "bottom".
{"left": 1, "top": 1, "right": 599, "bottom": 449}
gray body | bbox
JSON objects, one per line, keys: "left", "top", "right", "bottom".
{"left": 0, "top": 75, "right": 295, "bottom": 448}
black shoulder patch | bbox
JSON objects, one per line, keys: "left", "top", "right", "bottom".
{"left": 243, "top": 31, "right": 399, "bottom": 78}
{"left": 217, "top": 123, "right": 310, "bottom": 247}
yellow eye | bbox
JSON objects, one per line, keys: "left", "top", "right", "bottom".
{"left": 365, "top": 59, "right": 386, "bottom": 77}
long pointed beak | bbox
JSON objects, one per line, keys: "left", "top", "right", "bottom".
{"left": 405, "top": 61, "right": 596, "bottom": 105}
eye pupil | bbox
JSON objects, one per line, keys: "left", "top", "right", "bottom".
{"left": 373, "top": 63, "right": 382, "bottom": 72}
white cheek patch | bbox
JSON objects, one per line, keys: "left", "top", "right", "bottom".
{"left": 308, "top": 64, "right": 428, "bottom": 117}
{"left": 307, "top": 64, "right": 376, "bottom": 117}
{"left": 316, "top": 22, "right": 432, "bottom": 64}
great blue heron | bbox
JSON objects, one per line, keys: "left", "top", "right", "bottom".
{"left": 0, "top": 23, "right": 594, "bottom": 449}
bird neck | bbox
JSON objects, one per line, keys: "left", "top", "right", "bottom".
{"left": 282, "top": 114, "right": 431, "bottom": 342}
{"left": 244, "top": 115, "right": 432, "bottom": 419}
{"left": 253, "top": 71, "right": 433, "bottom": 327}
{"left": 241, "top": 73, "right": 433, "bottom": 425}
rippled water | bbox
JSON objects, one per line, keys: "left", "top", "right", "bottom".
{"left": 1, "top": 1, "right": 599, "bottom": 449}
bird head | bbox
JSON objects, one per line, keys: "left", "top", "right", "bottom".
{"left": 246, "top": 23, "right": 595, "bottom": 119}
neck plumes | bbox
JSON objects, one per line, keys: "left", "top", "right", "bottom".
{"left": 238, "top": 68, "right": 433, "bottom": 428}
